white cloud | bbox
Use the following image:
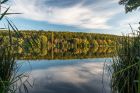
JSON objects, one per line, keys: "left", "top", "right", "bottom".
{"left": 10, "top": 0, "right": 122, "bottom": 29}
{"left": 113, "top": 11, "right": 140, "bottom": 35}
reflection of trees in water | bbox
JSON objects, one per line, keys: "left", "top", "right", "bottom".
{"left": 107, "top": 47, "right": 116, "bottom": 53}
{"left": 97, "top": 47, "right": 108, "bottom": 53}
{"left": 90, "top": 46, "right": 98, "bottom": 53}
{"left": 0, "top": 31, "right": 118, "bottom": 60}
{"left": 16, "top": 46, "right": 116, "bottom": 60}
{"left": 0, "top": 31, "right": 122, "bottom": 60}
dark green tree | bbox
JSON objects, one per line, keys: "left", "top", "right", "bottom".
{"left": 119, "top": 0, "right": 140, "bottom": 13}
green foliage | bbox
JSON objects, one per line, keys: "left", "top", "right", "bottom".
{"left": 0, "top": 30, "right": 120, "bottom": 60}
{"left": 91, "top": 39, "right": 99, "bottom": 47}
{"left": 0, "top": 31, "right": 122, "bottom": 56}
{"left": 0, "top": 0, "right": 32, "bottom": 93}
{"left": 119, "top": 0, "right": 140, "bottom": 13}
{"left": 111, "top": 31, "right": 140, "bottom": 93}
{"left": 0, "top": 48, "right": 15, "bottom": 93}
{"left": 0, "top": 47, "right": 29, "bottom": 93}
{"left": 1, "top": 0, "right": 9, "bottom": 4}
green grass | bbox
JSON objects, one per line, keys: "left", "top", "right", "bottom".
{"left": 0, "top": 15, "right": 31, "bottom": 93}
{"left": 0, "top": 47, "right": 16, "bottom": 93}
{"left": 0, "top": 46, "right": 31, "bottom": 93}
{"left": 111, "top": 31, "right": 140, "bottom": 93}
{"left": 0, "top": 26, "right": 29, "bottom": 93}
{"left": 0, "top": 1, "right": 34, "bottom": 93}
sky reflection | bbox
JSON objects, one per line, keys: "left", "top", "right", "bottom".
{"left": 17, "top": 58, "right": 111, "bottom": 93}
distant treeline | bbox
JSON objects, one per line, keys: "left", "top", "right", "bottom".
{"left": 0, "top": 30, "right": 123, "bottom": 59}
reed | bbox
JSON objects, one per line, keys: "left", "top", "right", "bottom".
{"left": 0, "top": 0, "right": 32, "bottom": 93}
{"left": 111, "top": 29, "right": 140, "bottom": 93}
{"left": 0, "top": 47, "right": 24, "bottom": 93}
{"left": 0, "top": 21, "right": 31, "bottom": 93}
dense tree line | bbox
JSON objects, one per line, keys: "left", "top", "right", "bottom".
{"left": 0, "top": 30, "right": 123, "bottom": 59}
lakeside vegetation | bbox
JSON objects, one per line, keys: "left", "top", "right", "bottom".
{"left": 111, "top": 30, "right": 140, "bottom": 93}
{"left": 0, "top": 0, "right": 31, "bottom": 92}
{"left": 110, "top": 1, "right": 140, "bottom": 93}
{"left": 0, "top": 30, "right": 123, "bottom": 48}
{"left": 0, "top": 30, "right": 122, "bottom": 59}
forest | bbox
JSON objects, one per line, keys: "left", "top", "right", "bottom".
{"left": 0, "top": 30, "right": 122, "bottom": 59}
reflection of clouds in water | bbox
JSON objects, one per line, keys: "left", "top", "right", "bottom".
{"left": 25, "top": 62, "right": 111, "bottom": 93}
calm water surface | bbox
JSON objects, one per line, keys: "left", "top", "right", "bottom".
{"left": 17, "top": 58, "right": 112, "bottom": 93}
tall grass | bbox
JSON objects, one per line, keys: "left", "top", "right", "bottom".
{"left": 0, "top": 0, "right": 32, "bottom": 93}
{"left": 111, "top": 29, "right": 140, "bottom": 93}
{"left": 0, "top": 47, "right": 29, "bottom": 93}
{"left": 0, "top": 21, "right": 32, "bottom": 93}
{"left": 0, "top": 47, "right": 15, "bottom": 93}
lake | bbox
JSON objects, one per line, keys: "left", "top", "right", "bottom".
{"left": 17, "top": 58, "right": 112, "bottom": 93}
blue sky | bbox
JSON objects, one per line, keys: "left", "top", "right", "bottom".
{"left": 1, "top": 0, "right": 140, "bottom": 35}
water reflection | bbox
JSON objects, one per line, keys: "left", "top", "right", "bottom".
{"left": 17, "top": 58, "right": 111, "bottom": 93}
{"left": 17, "top": 47, "right": 115, "bottom": 60}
